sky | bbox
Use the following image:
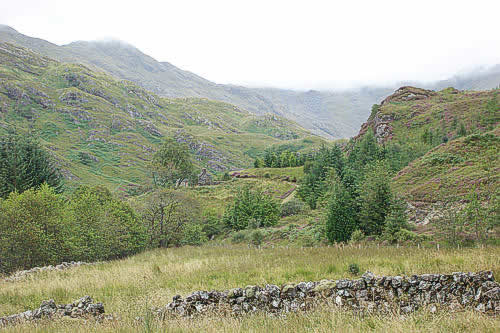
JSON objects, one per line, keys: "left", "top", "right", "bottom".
{"left": 1, "top": 0, "right": 500, "bottom": 90}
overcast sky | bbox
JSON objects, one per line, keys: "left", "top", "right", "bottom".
{"left": 1, "top": 0, "right": 500, "bottom": 90}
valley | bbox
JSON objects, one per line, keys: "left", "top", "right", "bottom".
{"left": 0, "top": 18, "right": 499, "bottom": 333}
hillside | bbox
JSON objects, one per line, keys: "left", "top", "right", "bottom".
{"left": 356, "top": 86, "right": 499, "bottom": 207}
{"left": 0, "top": 25, "right": 393, "bottom": 139}
{"left": 0, "top": 42, "right": 323, "bottom": 191}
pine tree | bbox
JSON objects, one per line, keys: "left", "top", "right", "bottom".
{"left": 325, "top": 177, "right": 357, "bottom": 242}
{"left": 357, "top": 161, "right": 392, "bottom": 236}
{"left": 383, "top": 197, "right": 410, "bottom": 239}
{"left": 0, "top": 132, "right": 62, "bottom": 198}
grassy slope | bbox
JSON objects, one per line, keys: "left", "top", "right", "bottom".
{"left": 394, "top": 128, "right": 499, "bottom": 202}
{"left": 360, "top": 87, "right": 499, "bottom": 203}
{"left": 0, "top": 42, "right": 324, "bottom": 191}
{"left": 0, "top": 245, "right": 499, "bottom": 332}
{"left": 0, "top": 25, "right": 394, "bottom": 139}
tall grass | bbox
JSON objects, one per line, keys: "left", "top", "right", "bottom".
{"left": 1, "top": 245, "right": 499, "bottom": 331}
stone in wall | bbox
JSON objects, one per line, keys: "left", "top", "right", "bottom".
{"left": 158, "top": 271, "right": 499, "bottom": 317}
{"left": 0, "top": 296, "right": 105, "bottom": 327}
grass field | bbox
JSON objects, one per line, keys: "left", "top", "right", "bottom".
{"left": 1, "top": 245, "right": 499, "bottom": 332}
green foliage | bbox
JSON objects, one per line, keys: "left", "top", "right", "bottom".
{"left": 250, "top": 230, "right": 264, "bottom": 246}
{"left": 182, "top": 224, "right": 208, "bottom": 246}
{"left": 262, "top": 148, "right": 309, "bottom": 168}
{"left": 222, "top": 172, "right": 231, "bottom": 181}
{"left": 66, "top": 185, "right": 147, "bottom": 261}
{"left": 223, "top": 186, "right": 280, "bottom": 230}
{"left": 297, "top": 144, "right": 344, "bottom": 209}
{"left": 253, "top": 158, "right": 263, "bottom": 168}
{"left": 357, "top": 161, "right": 393, "bottom": 236}
{"left": 348, "top": 263, "right": 360, "bottom": 275}
{"left": 152, "top": 138, "right": 194, "bottom": 187}
{"left": 457, "top": 121, "right": 467, "bottom": 137}
{"left": 393, "top": 229, "right": 427, "bottom": 243}
{"left": 382, "top": 198, "right": 411, "bottom": 242}
{"left": 0, "top": 184, "right": 147, "bottom": 274}
{"left": 325, "top": 177, "right": 357, "bottom": 243}
{"left": 368, "top": 104, "right": 379, "bottom": 120}
{"left": 200, "top": 210, "right": 223, "bottom": 239}
{"left": 138, "top": 189, "right": 201, "bottom": 248}
{"left": 0, "top": 132, "right": 62, "bottom": 198}
{"left": 0, "top": 184, "right": 67, "bottom": 273}
{"left": 280, "top": 198, "right": 305, "bottom": 217}
{"left": 231, "top": 230, "right": 247, "bottom": 243}
{"left": 349, "top": 229, "right": 365, "bottom": 242}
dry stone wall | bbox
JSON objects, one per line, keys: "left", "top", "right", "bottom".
{"left": 160, "top": 271, "right": 499, "bottom": 317}
{"left": 3, "top": 261, "right": 91, "bottom": 282}
{"left": 0, "top": 296, "right": 105, "bottom": 327}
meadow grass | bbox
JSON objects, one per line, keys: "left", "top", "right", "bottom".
{"left": 1, "top": 245, "right": 499, "bottom": 332}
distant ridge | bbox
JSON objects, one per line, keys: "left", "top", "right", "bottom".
{"left": 1, "top": 25, "right": 499, "bottom": 138}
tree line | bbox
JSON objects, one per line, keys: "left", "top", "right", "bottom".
{"left": 296, "top": 130, "right": 419, "bottom": 243}
{"left": 0, "top": 134, "right": 281, "bottom": 274}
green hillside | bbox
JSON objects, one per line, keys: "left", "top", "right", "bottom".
{"left": 0, "top": 42, "right": 323, "bottom": 191}
{"left": 356, "top": 86, "right": 499, "bottom": 204}
{"left": 0, "top": 25, "right": 393, "bottom": 138}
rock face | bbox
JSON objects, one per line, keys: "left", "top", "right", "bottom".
{"left": 159, "top": 271, "right": 499, "bottom": 317}
{"left": 0, "top": 296, "right": 104, "bottom": 327}
{"left": 355, "top": 86, "right": 436, "bottom": 144}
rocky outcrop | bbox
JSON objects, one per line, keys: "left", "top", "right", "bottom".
{"left": 158, "top": 271, "right": 499, "bottom": 317}
{"left": 355, "top": 87, "right": 437, "bottom": 143}
{"left": 380, "top": 86, "right": 436, "bottom": 106}
{"left": 0, "top": 296, "right": 104, "bottom": 327}
{"left": 354, "top": 112, "right": 394, "bottom": 143}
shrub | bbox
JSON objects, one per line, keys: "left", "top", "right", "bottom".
{"left": 67, "top": 186, "right": 147, "bottom": 261}
{"left": 223, "top": 186, "right": 280, "bottom": 230}
{"left": 201, "top": 211, "right": 223, "bottom": 239}
{"left": 350, "top": 229, "right": 365, "bottom": 243}
{"left": 231, "top": 231, "right": 247, "bottom": 243}
{"left": 138, "top": 189, "right": 201, "bottom": 248}
{"left": 0, "top": 184, "right": 67, "bottom": 274}
{"left": 280, "top": 198, "right": 305, "bottom": 217}
{"left": 348, "top": 263, "right": 360, "bottom": 275}
{"left": 222, "top": 172, "right": 231, "bottom": 181}
{"left": 250, "top": 230, "right": 264, "bottom": 246}
{"left": 394, "top": 229, "right": 427, "bottom": 243}
{"left": 182, "top": 224, "right": 208, "bottom": 246}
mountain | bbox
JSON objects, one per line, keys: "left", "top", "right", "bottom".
{"left": 0, "top": 42, "right": 324, "bottom": 192}
{"left": 0, "top": 25, "right": 393, "bottom": 139}
{"left": 356, "top": 86, "right": 499, "bottom": 217}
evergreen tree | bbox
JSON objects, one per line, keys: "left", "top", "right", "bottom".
{"left": 297, "top": 145, "right": 345, "bottom": 209}
{"left": 270, "top": 152, "right": 279, "bottom": 168}
{"left": 382, "top": 197, "right": 410, "bottom": 240}
{"left": 357, "top": 161, "right": 392, "bottom": 236}
{"left": 254, "top": 158, "right": 263, "bottom": 168}
{"left": 325, "top": 176, "right": 357, "bottom": 242}
{"left": 263, "top": 150, "right": 272, "bottom": 167}
{"left": 0, "top": 132, "right": 62, "bottom": 198}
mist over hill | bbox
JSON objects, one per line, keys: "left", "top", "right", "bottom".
{"left": 1, "top": 24, "right": 499, "bottom": 140}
